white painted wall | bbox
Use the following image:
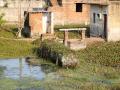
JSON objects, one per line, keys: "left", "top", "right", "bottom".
{"left": 42, "top": 12, "right": 54, "bottom": 34}
{"left": 51, "top": 12, "right": 54, "bottom": 34}
{"left": 107, "top": 2, "right": 120, "bottom": 41}
{"left": 42, "top": 13, "right": 48, "bottom": 34}
{"left": 0, "top": 0, "right": 5, "bottom": 7}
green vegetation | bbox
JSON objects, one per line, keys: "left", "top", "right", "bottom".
{"left": 0, "top": 78, "right": 44, "bottom": 90}
{"left": 0, "top": 24, "right": 120, "bottom": 90}
{"left": 0, "top": 13, "right": 6, "bottom": 27}
{"left": 24, "top": 40, "right": 120, "bottom": 90}
{"left": 77, "top": 41, "right": 120, "bottom": 67}
{"left": 54, "top": 24, "right": 88, "bottom": 30}
{"left": 0, "top": 38, "right": 37, "bottom": 58}
{"left": 0, "top": 25, "right": 38, "bottom": 58}
{"left": 39, "top": 40, "right": 78, "bottom": 67}
{"left": 0, "top": 24, "right": 18, "bottom": 38}
{"left": 37, "top": 41, "right": 120, "bottom": 90}
{"left": 40, "top": 40, "right": 71, "bottom": 55}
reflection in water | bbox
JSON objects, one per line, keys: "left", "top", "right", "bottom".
{"left": 0, "top": 58, "right": 47, "bottom": 80}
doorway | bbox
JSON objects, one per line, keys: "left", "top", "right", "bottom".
{"left": 103, "top": 14, "right": 107, "bottom": 40}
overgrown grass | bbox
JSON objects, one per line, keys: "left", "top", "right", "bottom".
{"left": 0, "top": 24, "right": 40, "bottom": 58}
{"left": 0, "top": 40, "right": 120, "bottom": 90}
{"left": 40, "top": 40, "right": 71, "bottom": 55}
{"left": 41, "top": 41, "right": 120, "bottom": 90}
{"left": 77, "top": 41, "right": 120, "bottom": 67}
{"left": 0, "top": 24, "right": 18, "bottom": 38}
{"left": 36, "top": 41, "right": 120, "bottom": 90}
{"left": 0, "top": 24, "right": 120, "bottom": 90}
{"left": 0, "top": 38, "right": 37, "bottom": 58}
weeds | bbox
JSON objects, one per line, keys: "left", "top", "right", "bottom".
{"left": 0, "top": 24, "right": 120, "bottom": 90}
{"left": 0, "top": 38, "right": 37, "bottom": 58}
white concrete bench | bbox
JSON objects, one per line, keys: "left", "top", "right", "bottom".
{"left": 59, "top": 28, "right": 87, "bottom": 46}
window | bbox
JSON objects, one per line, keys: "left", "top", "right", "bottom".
{"left": 57, "top": 0, "right": 62, "bottom": 6}
{"left": 76, "top": 3, "right": 83, "bottom": 12}
{"left": 44, "top": 0, "right": 53, "bottom": 7}
{"left": 97, "top": 14, "right": 100, "bottom": 18}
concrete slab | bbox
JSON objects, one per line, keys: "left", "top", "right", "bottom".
{"left": 67, "top": 40, "right": 86, "bottom": 50}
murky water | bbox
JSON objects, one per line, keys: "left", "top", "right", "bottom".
{"left": 0, "top": 58, "right": 55, "bottom": 80}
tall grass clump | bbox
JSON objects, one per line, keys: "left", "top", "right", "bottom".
{"left": 40, "top": 40, "right": 71, "bottom": 55}
{"left": 0, "top": 38, "right": 37, "bottom": 58}
{"left": 0, "top": 13, "right": 6, "bottom": 27}
{"left": 38, "top": 40, "right": 78, "bottom": 68}
{"left": 77, "top": 41, "right": 120, "bottom": 67}
{"left": 0, "top": 24, "right": 18, "bottom": 38}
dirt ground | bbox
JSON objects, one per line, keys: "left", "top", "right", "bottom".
{"left": 85, "top": 37, "right": 105, "bottom": 46}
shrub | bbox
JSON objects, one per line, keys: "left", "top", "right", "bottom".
{"left": 0, "top": 13, "right": 6, "bottom": 27}
{"left": 38, "top": 40, "right": 78, "bottom": 68}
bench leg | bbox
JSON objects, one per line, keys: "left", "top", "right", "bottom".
{"left": 64, "top": 31, "right": 68, "bottom": 46}
{"left": 81, "top": 30, "right": 85, "bottom": 40}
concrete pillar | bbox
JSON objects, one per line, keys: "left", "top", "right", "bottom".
{"left": 64, "top": 30, "right": 68, "bottom": 46}
{"left": 81, "top": 30, "right": 86, "bottom": 40}
{"left": 51, "top": 12, "right": 54, "bottom": 34}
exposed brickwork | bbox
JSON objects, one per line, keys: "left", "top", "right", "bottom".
{"left": 48, "top": 0, "right": 90, "bottom": 25}
{"left": 29, "top": 12, "right": 43, "bottom": 36}
{"left": 1, "top": 0, "right": 90, "bottom": 26}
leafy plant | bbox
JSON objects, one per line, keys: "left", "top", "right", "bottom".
{"left": 0, "top": 13, "right": 6, "bottom": 27}
{"left": 40, "top": 40, "right": 71, "bottom": 56}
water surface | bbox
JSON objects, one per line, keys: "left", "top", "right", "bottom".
{"left": 0, "top": 58, "right": 49, "bottom": 80}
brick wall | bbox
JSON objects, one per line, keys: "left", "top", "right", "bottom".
{"left": 29, "top": 13, "right": 43, "bottom": 36}
{"left": 48, "top": 0, "right": 90, "bottom": 25}
{"left": 0, "top": 0, "right": 90, "bottom": 26}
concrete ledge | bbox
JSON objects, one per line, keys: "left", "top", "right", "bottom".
{"left": 67, "top": 40, "right": 86, "bottom": 50}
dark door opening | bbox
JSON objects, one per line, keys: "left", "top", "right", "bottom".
{"left": 103, "top": 14, "right": 107, "bottom": 39}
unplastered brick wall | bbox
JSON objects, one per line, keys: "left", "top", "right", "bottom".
{"left": 48, "top": 0, "right": 90, "bottom": 25}
{"left": 29, "top": 13, "right": 43, "bottom": 36}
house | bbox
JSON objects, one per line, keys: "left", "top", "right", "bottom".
{"left": 88, "top": 0, "right": 108, "bottom": 40}
{"left": 1, "top": 0, "right": 91, "bottom": 26}
{"left": 0, "top": 0, "right": 43, "bottom": 23}
{"left": 23, "top": 10, "right": 54, "bottom": 37}
{"left": 1, "top": 0, "right": 120, "bottom": 41}
{"left": 47, "top": 0, "right": 90, "bottom": 25}
{"left": 47, "top": 0, "right": 120, "bottom": 41}
{"left": 88, "top": 0, "right": 120, "bottom": 41}
{"left": 23, "top": 0, "right": 91, "bottom": 37}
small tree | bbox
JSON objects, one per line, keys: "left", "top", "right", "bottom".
{"left": 0, "top": 13, "right": 6, "bottom": 28}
